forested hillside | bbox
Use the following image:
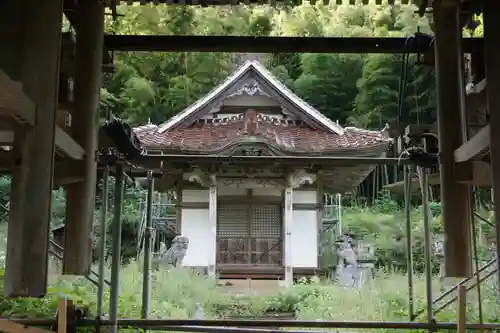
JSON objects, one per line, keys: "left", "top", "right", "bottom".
{"left": 101, "top": 1, "right": 484, "bottom": 129}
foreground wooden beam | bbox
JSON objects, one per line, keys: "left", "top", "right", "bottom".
{"left": 454, "top": 124, "right": 490, "bottom": 162}
{"left": 483, "top": 0, "right": 500, "bottom": 290}
{"left": 433, "top": 1, "right": 472, "bottom": 278}
{"left": 456, "top": 161, "right": 492, "bottom": 188}
{"left": 0, "top": 70, "right": 35, "bottom": 125}
{"left": 103, "top": 35, "right": 483, "bottom": 54}
{"left": 63, "top": 0, "right": 105, "bottom": 275}
{"left": 0, "top": 320, "right": 55, "bottom": 333}
{"left": 383, "top": 173, "right": 441, "bottom": 194}
{"left": 4, "top": 0, "right": 63, "bottom": 297}
{"left": 0, "top": 127, "right": 84, "bottom": 159}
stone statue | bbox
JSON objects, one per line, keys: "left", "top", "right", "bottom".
{"left": 335, "top": 234, "right": 359, "bottom": 287}
{"left": 336, "top": 234, "right": 358, "bottom": 267}
{"left": 156, "top": 236, "right": 189, "bottom": 269}
{"left": 433, "top": 235, "right": 451, "bottom": 292}
{"left": 334, "top": 233, "right": 375, "bottom": 288}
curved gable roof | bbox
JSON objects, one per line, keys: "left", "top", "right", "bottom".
{"left": 157, "top": 60, "right": 345, "bottom": 135}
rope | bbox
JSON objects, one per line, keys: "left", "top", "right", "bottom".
{"left": 397, "top": 36, "right": 414, "bottom": 125}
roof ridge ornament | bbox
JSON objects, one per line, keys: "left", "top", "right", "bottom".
{"left": 227, "top": 78, "right": 270, "bottom": 98}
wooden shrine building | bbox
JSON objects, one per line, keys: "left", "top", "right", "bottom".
{"left": 133, "top": 60, "right": 391, "bottom": 282}
{"left": 0, "top": 0, "right": 500, "bottom": 308}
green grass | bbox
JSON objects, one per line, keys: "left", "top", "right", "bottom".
{"left": 0, "top": 263, "right": 498, "bottom": 330}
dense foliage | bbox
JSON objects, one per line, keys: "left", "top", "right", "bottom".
{"left": 100, "top": 1, "right": 474, "bottom": 129}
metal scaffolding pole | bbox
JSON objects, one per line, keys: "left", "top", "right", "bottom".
{"left": 413, "top": 258, "right": 496, "bottom": 319}
{"left": 142, "top": 171, "right": 154, "bottom": 320}
{"left": 470, "top": 207, "right": 484, "bottom": 324}
{"left": 77, "top": 318, "right": 500, "bottom": 331}
{"left": 473, "top": 212, "right": 495, "bottom": 228}
{"left": 97, "top": 166, "right": 109, "bottom": 317}
{"left": 418, "top": 166, "right": 434, "bottom": 328}
{"left": 8, "top": 318, "right": 500, "bottom": 331}
{"left": 433, "top": 268, "right": 497, "bottom": 315}
{"left": 109, "top": 164, "right": 124, "bottom": 333}
{"left": 404, "top": 165, "right": 415, "bottom": 321}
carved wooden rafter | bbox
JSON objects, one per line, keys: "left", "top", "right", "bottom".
{"left": 183, "top": 166, "right": 316, "bottom": 189}
{"left": 226, "top": 79, "right": 271, "bottom": 98}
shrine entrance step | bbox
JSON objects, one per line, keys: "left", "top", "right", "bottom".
{"left": 217, "top": 265, "right": 317, "bottom": 280}
{"left": 219, "top": 279, "right": 282, "bottom": 296}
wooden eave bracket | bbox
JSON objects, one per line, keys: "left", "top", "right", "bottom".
{"left": 0, "top": 70, "right": 35, "bottom": 126}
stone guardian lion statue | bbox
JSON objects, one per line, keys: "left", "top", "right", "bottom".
{"left": 155, "top": 236, "right": 189, "bottom": 269}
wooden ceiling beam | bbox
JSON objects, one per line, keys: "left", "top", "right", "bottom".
{"left": 454, "top": 124, "right": 489, "bottom": 163}
{"left": 54, "top": 126, "right": 84, "bottom": 160}
{"left": 456, "top": 160, "right": 492, "bottom": 187}
{"left": 455, "top": 77, "right": 490, "bottom": 163}
{"left": 0, "top": 127, "right": 84, "bottom": 160}
{"left": 0, "top": 70, "right": 36, "bottom": 126}
{"left": 104, "top": 35, "right": 483, "bottom": 54}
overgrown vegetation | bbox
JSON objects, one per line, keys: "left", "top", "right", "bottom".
{"left": 0, "top": 266, "right": 498, "bottom": 328}
{"left": 0, "top": 195, "right": 498, "bottom": 325}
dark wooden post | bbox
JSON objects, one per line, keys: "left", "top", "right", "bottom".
{"left": 482, "top": 0, "right": 500, "bottom": 289}
{"left": 433, "top": 1, "right": 472, "bottom": 277}
{"left": 2, "top": 0, "right": 63, "bottom": 296}
{"left": 63, "top": 0, "right": 105, "bottom": 274}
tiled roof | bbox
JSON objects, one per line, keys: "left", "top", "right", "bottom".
{"left": 136, "top": 112, "right": 390, "bottom": 154}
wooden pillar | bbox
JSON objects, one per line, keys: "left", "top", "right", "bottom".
{"left": 63, "top": 0, "right": 104, "bottom": 274}
{"left": 284, "top": 182, "right": 293, "bottom": 287}
{"left": 482, "top": 0, "right": 500, "bottom": 289}
{"left": 433, "top": 1, "right": 472, "bottom": 277}
{"left": 176, "top": 181, "right": 183, "bottom": 233}
{"left": 208, "top": 176, "right": 217, "bottom": 278}
{"left": 3, "top": 0, "right": 63, "bottom": 297}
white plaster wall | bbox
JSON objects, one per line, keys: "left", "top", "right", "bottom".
{"left": 291, "top": 190, "right": 318, "bottom": 268}
{"left": 180, "top": 189, "right": 212, "bottom": 267}
{"left": 181, "top": 209, "right": 211, "bottom": 267}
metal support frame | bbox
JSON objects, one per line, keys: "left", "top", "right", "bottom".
{"left": 404, "top": 166, "right": 414, "bottom": 321}
{"left": 109, "top": 164, "right": 124, "bottom": 333}
{"left": 97, "top": 166, "right": 109, "bottom": 318}
{"left": 142, "top": 171, "right": 154, "bottom": 320}
{"left": 418, "top": 166, "right": 434, "bottom": 329}
{"left": 7, "top": 318, "right": 500, "bottom": 331}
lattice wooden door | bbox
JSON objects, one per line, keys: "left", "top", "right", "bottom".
{"left": 217, "top": 203, "right": 282, "bottom": 266}
{"left": 249, "top": 204, "right": 282, "bottom": 266}
{"left": 217, "top": 204, "right": 249, "bottom": 265}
